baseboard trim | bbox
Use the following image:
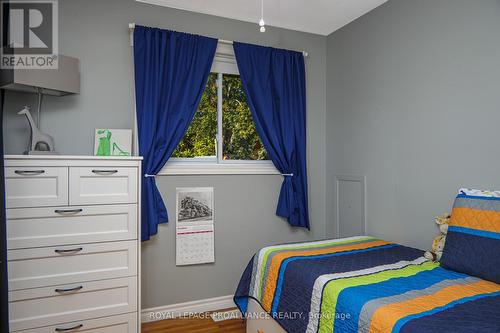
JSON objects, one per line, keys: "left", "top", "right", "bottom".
{"left": 141, "top": 295, "right": 236, "bottom": 323}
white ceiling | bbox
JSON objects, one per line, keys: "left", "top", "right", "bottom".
{"left": 136, "top": 0, "right": 388, "bottom": 36}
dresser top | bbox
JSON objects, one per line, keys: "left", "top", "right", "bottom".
{"left": 5, "top": 154, "right": 143, "bottom": 161}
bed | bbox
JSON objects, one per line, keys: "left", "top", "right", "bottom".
{"left": 234, "top": 236, "right": 500, "bottom": 333}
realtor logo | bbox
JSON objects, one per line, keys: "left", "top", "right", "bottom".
{"left": 1, "top": 0, "right": 58, "bottom": 68}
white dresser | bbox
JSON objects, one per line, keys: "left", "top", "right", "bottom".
{"left": 4, "top": 155, "right": 142, "bottom": 333}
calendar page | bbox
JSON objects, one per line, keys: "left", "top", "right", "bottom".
{"left": 176, "top": 224, "right": 215, "bottom": 265}
{"left": 175, "top": 187, "right": 215, "bottom": 266}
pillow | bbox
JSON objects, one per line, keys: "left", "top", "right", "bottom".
{"left": 440, "top": 188, "right": 500, "bottom": 283}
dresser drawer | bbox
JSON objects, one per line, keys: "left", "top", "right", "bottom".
{"left": 69, "top": 167, "right": 138, "bottom": 205}
{"left": 13, "top": 313, "right": 138, "bottom": 333}
{"left": 5, "top": 167, "right": 68, "bottom": 208}
{"left": 7, "top": 204, "right": 137, "bottom": 249}
{"left": 9, "top": 276, "right": 137, "bottom": 331}
{"left": 8, "top": 241, "right": 137, "bottom": 290}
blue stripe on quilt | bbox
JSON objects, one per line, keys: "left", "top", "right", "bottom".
{"left": 233, "top": 256, "right": 255, "bottom": 314}
{"left": 440, "top": 232, "right": 500, "bottom": 283}
{"left": 333, "top": 267, "right": 469, "bottom": 333}
{"left": 271, "top": 244, "right": 397, "bottom": 313}
{"left": 274, "top": 245, "right": 424, "bottom": 333}
{"left": 448, "top": 226, "right": 500, "bottom": 240}
{"left": 399, "top": 294, "right": 500, "bottom": 333}
{"left": 393, "top": 291, "right": 500, "bottom": 333}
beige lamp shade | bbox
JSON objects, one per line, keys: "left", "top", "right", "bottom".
{"left": 0, "top": 55, "right": 80, "bottom": 96}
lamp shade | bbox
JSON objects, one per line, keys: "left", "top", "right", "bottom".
{"left": 0, "top": 55, "right": 80, "bottom": 96}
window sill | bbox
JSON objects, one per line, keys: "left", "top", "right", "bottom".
{"left": 158, "top": 161, "right": 280, "bottom": 175}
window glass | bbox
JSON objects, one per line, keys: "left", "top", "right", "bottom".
{"left": 222, "top": 74, "right": 268, "bottom": 160}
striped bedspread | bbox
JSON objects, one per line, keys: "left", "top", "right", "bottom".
{"left": 234, "top": 236, "right": 500, "bottom": 333}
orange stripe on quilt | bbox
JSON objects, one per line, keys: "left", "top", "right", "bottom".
{"left": 261, "top": 239, "right": 390, "bottom": 311}
{"left": 367, "top": 279, "right": 500, "bottom": 333}
{"left": 451, "top": 207, "right": 500, "bottom": 233}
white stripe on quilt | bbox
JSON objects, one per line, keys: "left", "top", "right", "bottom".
{"left": 251, "top": 236, "right": 370, "bottom": 299}
{"left": 305, "top": 257, "right": 428, "bottom": 333}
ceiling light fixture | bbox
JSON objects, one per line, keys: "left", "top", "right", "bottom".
{"left": 259, "top": 0, "right": 265, "bottom": 32}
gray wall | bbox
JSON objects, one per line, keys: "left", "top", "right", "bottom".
{"left": 3, "top": 0, "right": 327, "bottom": 307}
{"left": 326, "top": 0, "right": 500, "bottom": 249}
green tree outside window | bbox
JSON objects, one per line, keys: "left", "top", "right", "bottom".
{"left": 172, "top": 73, "right": 268, "bottom": 161}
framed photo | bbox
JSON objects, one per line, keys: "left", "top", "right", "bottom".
{"left": 94, "top": 129, "right": 132, "bottom": 156}
{"left": 176, "top": 187, "right": 214, "bottom": 224}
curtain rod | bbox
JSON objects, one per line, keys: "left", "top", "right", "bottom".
{"left": 128, "top": 22, "right": 309, "bottom": 57}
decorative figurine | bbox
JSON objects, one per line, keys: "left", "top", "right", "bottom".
{"left": 18, "top": 106, "right": 57, "bottom": 154}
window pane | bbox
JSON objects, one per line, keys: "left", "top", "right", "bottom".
{"left": 222, "top": 75, "right": 268, "bottom": 160}
{"left": 172, "top": 73, "right": 218, "bottom": 158}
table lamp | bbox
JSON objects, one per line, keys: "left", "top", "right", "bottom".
{"left": 0, "top": 55, "right": 80, "bottom": 154}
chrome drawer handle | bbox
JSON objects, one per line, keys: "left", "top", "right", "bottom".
{"left": 54, "top": 209, "right": 83, "bottom": 214}
{"left": 14, "top": 170, "right": 45, "bottom": 175}
{"left": 54, "top": 247, "right": 83, "bottom": 254}
{"left": 55, "top": 285, "right": 83, "bottom": 293}
{"left": 55, "top": 324, "right": 83, "bottom": 332}
{"left": 91, "top": 169, "right": 118, "bottom": 174}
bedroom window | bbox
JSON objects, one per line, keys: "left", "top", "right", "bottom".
{"left": 164, "top": 42, "right": 277, "bottom": 175}
{"left": 172, "top": 73, "right": 268, "bottom": 161}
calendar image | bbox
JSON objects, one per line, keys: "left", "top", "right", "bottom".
{"left": 176, "top": 188, "right": 215, "bottom": 266}
{"left": 176, "top": 188, "right": 213, "bottom": 223}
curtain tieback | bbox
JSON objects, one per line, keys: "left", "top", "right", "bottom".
{"left": 144, "top": 174, "right": 157, "bottom": 178}
{"left": 282, "top": 173, "right": 294, "bottom": 177}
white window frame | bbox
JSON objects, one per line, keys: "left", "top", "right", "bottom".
{"left": 160, "top": 41, "right": 278, "bottom": 176}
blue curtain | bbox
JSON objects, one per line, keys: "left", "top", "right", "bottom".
{"left": 134, "top": 26, "right": 217, "bottom": 241}
{"left": 233, "top": 42, "right": 310, "bottom": 229}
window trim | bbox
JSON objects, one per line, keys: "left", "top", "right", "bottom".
{"left": 164, "top": 41, "right": 277, "bottom": 175}
{"left": 160, "top": 159, "right": 279, "bottom": 175}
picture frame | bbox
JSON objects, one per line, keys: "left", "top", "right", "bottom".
{"left": 94, "top": 129, "right": 132, "bottom": 156}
